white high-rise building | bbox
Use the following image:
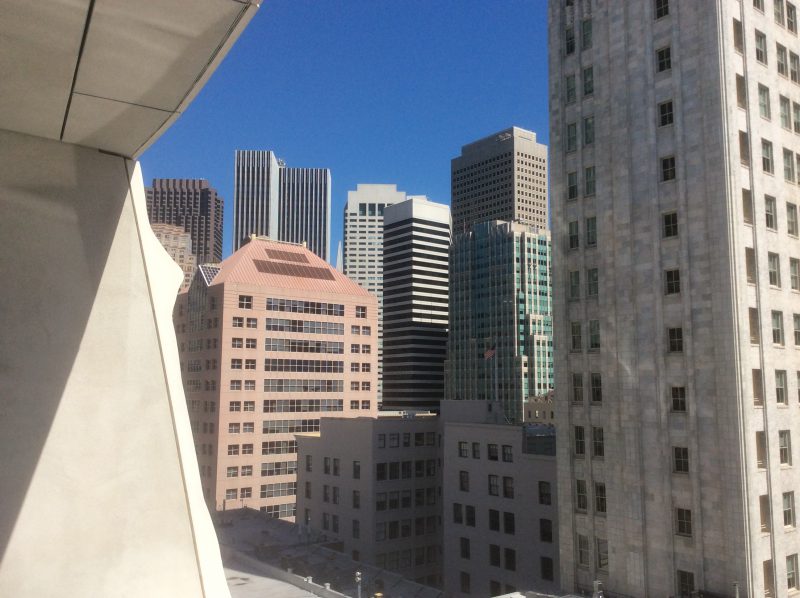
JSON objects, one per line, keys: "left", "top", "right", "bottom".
{"left": 343, "top": 184, "right": 408, "bottom": 402}
{"left": 550, "top": 2, "right": 800, "bottom": 597}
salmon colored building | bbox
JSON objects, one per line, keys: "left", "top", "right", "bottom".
{"left": 174, "top": 236, "right": 378, "bottom": 519}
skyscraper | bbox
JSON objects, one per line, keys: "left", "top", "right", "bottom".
{"left": 145, "top": 178, "right": 223, "bottom": 263}
{"left": 446, "top": 221, "right": 552, "bottom": 424}
{"left": 550, "top": 2, "right": 800, "bottom": 596}
{"left": 174, "top": 237, "right": 377, "bottom": 516}
{"left": 233, "top": 150, "right": 330, "bottom": 261}
{"left": 343, "top": 184, "right": 408, "bottom": 402}
{"left": 451, "top": 126, "right": 548, "bottom": 233}
{"left": 382, "top": 197, "right": 451, "bottom": 411}
{"left": 150, "top": 223, "right": 197, "bottom": 290}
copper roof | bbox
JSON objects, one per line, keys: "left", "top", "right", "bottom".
{"left": 208, "top": 238, "right": 374, "bottom": 298}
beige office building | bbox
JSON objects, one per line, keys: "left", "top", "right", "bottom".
{"left": 440, "top": 401, "right": 559, "bottom": 598}
{"left": 151, "top": 223, "right": 196, "bottom": 289}
{"left": 451, "top": 126, "right": 548, "bottom": 233}
{"left": 296, "top": 413, "right": 442, "bottom": 588}
{"left": 174, "top": 237, "right": 377, "bottom": 518}
{"left": 550, "top": 1, "right": 800, "bottom": 596}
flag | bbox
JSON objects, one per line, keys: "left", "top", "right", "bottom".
{"left": 484, "top": 345, "right": 496, "bottom": 360}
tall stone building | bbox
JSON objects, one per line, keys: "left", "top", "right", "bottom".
{"left": 145, "top": 178, "right": 223, "bottom": 264}
{"left": 150, "top": 223, "right": 196, "bottom": 290}
{"left": 550, "top": 1, "right": 800, "bottom": 596}
{"left": 451, "top": 126, "right": 548, "bottom": 233}
{"left": 233, "top": 150, "right": 330, "bottom": 261}
{"left": 174, "top": 237, "right": 377, "bottom": 517}
{"left": 343, "top": 184, "right": 408, "bottom": 403}
{"left": 446, "top": 221, "right": 552, "bottom": 424}
{"left": 382, "top": 197, "right": 451, "bottom": 411}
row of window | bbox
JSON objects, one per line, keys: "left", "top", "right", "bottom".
{"left": 265, "top": 318, "right": 344, "bottom": 335}
{"left": 377, "top": 460, "right": 437, "bottom": 480}
{"left": 456, "top": 441, "right": 513, "bottom": 462}
{"left": 378, "top": 431, "right": 436, "bottom": 448}
{"left": 264, "top": 359, "right": 345, "bottom": 373}
{"left": 458, "top": 471, "right": 515, "bottom": 498}
{"left": 227, "top": 441, "right": 297, "bottom": 456}
{"left": 375, "top": 487, "right": 439, "bottom": 510}
{"left": 265, "top": 297, "right": 349, "bottom": 317}
{"left": 376, "top": 542, "right": 440, "bottom": 573}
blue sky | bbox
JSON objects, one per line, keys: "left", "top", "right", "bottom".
{"left": 139, "top": 1, "right": 549, "bottom": 261}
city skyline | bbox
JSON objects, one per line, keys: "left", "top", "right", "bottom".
{"left": 138, "top": 1, "right": 548, "bottom": 263}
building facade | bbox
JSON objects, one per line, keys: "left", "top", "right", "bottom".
{"left": 343, "top": 184, "right": 409, "bottom": 403}
{"left": 145, "top": 178, "right": 223, "bottom": 263}
{"left": 446, "top": 220, "right": 553, "bottom": 424}
{"left": 382, "top": 197, "right": 451, "bottom": 411}
{"left": 173, "top": 237, "right": 377, "bottom": 518}
{"left": 440, "top": 401, "right": 559, "bottom": 598}
{"left": 451, "top": 127, "right": 548, "bottom": 233}
{"left": 151, "top": 223, "right": 197, "bottom": 290}
{"left": 550, "top": 1, "right": 800, "bottom": 596}
{"left": 295, "top": 413, "right": 442, "bottom": 588}
{"left": 233, "top": 150, "right": 331, "bottom": 261}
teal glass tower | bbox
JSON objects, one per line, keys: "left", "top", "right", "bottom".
{"left": 446, "top": 220, "right": 553, "bottom": 423}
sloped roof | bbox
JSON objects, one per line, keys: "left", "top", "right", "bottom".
{"left": 208, "top": 237, "right": 373, "bottom": 299}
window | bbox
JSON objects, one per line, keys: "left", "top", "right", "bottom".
{"left": 661, "top": 156, "right": 676, "bottom": 181}
{"left": 759, "top": 84, "right": 772, "bottom": 119}
{"left": 788, "top": 203, "right": 798, "bottom": 236}
{"left": 789, "top": 3, "right": 798, "bottom": 33}
{"left": 565, "top": 26, "right": 575, "bottom": 55}
{"left": 356, "top": 306, "right": 367, "bottom": 318}
{"left": 569, "top": 270, "right": 581, "bottom": 299}
{"left": 539, "top": 481, "right": 552, "bottom": 505}
{"left": 246, "top": 317, "right": 257, "bottom": 328}
{"left": 663, "top": 212, "right": 678, "bottom": 237}
{"left": 576, "top": 479, "right": 588, "bottom": 511}
{"left": 777, "top": 0, "right": 787, "bottom": 24}
{"left": 740, "top": 131, "right": 751, "bottom": 166}
{"left": 674, "top": 446, "right": 689, "bottom": 472}
{"left": 306, "top": 455, "right": 312, "bottom": 472}
{"left": 459, "top": 470, "right": 470, "bottom": 492}
{"left": 596, "top": 538, "right": 609, "bottom": 570}
{"left": 755, "top": 0, "right": 765, "bottom": 12}
{"left": 504, "top": 548, "right": 517, "bottom": 572}
{"left": 488, "top": 474, "right": 499, "bottom": 496}
{"left": 583, "top": 116, "right": 594, "bottom": 145}
{"left": 488, "top": 443, "right": 498, "bottom": 460}
{"left": 565, "top": 73, "right": 576, "bottom": 103}
{"left": 594, "top": 483, "right": 607, "bottom": 514}
{"left": 570, "top": 322, "right": 582, "bottom": 352}
{"left": 766, "top": 195, "right": 777, "bottom": 229}
{"left": 460, "top": 537, "right": 470, "bottom": 560}
{"left": 784, "top": 492, "right": 796, "bottom": 527}
{"left": 232, "top": 316, "right": 244, "bottom": 328}
{"left": 586, "top": 216, "right": 597, "bottom": 247}
{"left": 769, "top": 252, "right": 782, "bottom": 287}
{"left": 572, "top": 373, "right": 584, "bottom": 403}
{"left": 567, "top": 171, "right": 578, "bottom": 200}
{"left": 672, "top": 386, "right": 687, "bottom": 411}
{"left": 238, "top": 295, "right": 252, "bottom": 309}
{"left": 751, "top": 308, "right": 762, "bottom": 344}
{"left": 773, "top": 310, "right": 785, "bottom": 345}
{"left": 592, "top": 427, "right": 604, "bottom": 457}
{"left": 458, "top": 441, "right": 468, "bottom": 458}
{"left": 677, "top": 570, "right": 695, "bottom": 597}
{"left": 229, "top": 401, "right": 241, "bottom": 412}
{"left": 465, "top": 505, "right": 475, "bottom": 526}
{"left": 795, "top": 314, "right": 800, "bottom": 345}
{"left": 567, "top": 221, "right": 580, "bottom": 250}
{"left": 583, "top": 66, "right": 594, "bottom": 96}
{"left": 668, "top": 327, "right": 684, "bottom": 352}
{"left": 566, "top": 122, "right": 577, "bottom": 152}
{"left": 780, "top": 430, "right": 793, "bottom": 464}
{"left": 788, "top": 554, "right": 799, "bottom": 591}
{"left": 590, "top": 372, "right": 602, "bottom": 403}
{"left": 657, "top": 46, "right": 672, "bottom": 72}
{"left": 665, "top": 269, "right": 681, "bottom": 294}
{"left": 472, "top": 442, "right": 480, "bottom": 458}
{"left": 778, "top": 43, "right": 789, "bottom": 76}
{"left": 589, "top": 319, "right": 600, "bottom": 350}
{"left": 453, "top": 503, "right": 463, "bottom": 524}
{"left": 502, "top": 476, "right": 514, "bottom": 498}
{"left": 226, "top": 466, "right": 238, "bottom": 478}
{"left": 786, "top": 149, "right": 797, "bottom": 182}
{"left": 227, "top": 444, "right": 239, "bottom": 456}
{"left": 489, "top": 544, "right": 501, "bottom": 567}
{"left": 460, "top": 572, "right": 470, "bottom": 594}
{"left": 763, "top": 139, "right": 775, "bottom": 173}
{"left": 675, "top": 507, "right": 693, "bottom": 536}
{"left": 502, "top": 445, "right": 513, "bottom": 462}
{"left": 793, "top": 259, "right": 800, "bottom": 290}
{"left": 577, "top": 534, "right": 590, "bottom": 567}
{"left": 734, "top": 18, "right": 744, "bottom": 53}
{"left": 659, "top": 100, "right": 674, "bottom": 126}
{"left": 587, "top": 268, "right": 599, "bottom": 297}
{"left": 756, "top": 30, "right": 767, "bottom": 64}
{"left": 655, "top": 0, "right": 669, "bottom": 19}
{"left": 584, "top": 166, "right": 596, "bottom": 195}
{"left": 792, "top": 53, "right": 800, "bottom": 83}
{"left": 489, "top": 509, "right": 500, "bottom": 531}
{"left": 574, "top": 426, "right": 585, "bottom": 456}
{"left": 737, "top": 74, "right": 747, "bottom": 108}
{"left": 782, "top": 96, "right": 792, "bottom": 129}
{"left": 581, "top": 18, "right": 592, "bottom": 49}
{"left": 230, "top": 359, "right": 242, "bottom": 370}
